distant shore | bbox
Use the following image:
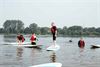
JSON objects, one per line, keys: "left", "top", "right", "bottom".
{"left": 1, "top": 34, "right": 100, "bottom": 37}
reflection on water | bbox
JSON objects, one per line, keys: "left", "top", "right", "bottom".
{"left": 16, "top": 47, "right": 23, "bottom": 61}
{"left": 79, "top": 48, "right": 84, "bottom": 53}
{"left": 78, "top": 48, "right": 85, "bottom": 63}
{"left": 50, "top": 52, "right": 56, "bottom": 62}
{"left": 1, "top": 35, "right": 100, "bottom": 67}
{"left": 3, "top": 35, "right": 17, "bottom": 42}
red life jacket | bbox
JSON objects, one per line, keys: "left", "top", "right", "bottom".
{"left": 79, "top": 40, "right": 85, "bottom": 48}
{"left": 22, "top": 37, "right": 25, "bottom": 42}
{"left": 17, "top": 35, "right": 22, "bottom": 40}
{"left": 17, "top": 35, "right": 25, "bottom": 42}
{"left": 51, "top": 26, "right": 57, "bottom": 33}
{"left": 30, "top": 35, "right": 36, "bottom": 42}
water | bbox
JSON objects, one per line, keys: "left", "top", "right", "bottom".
{"left": 0, "top": 35, "right": 100, "bottom": 67}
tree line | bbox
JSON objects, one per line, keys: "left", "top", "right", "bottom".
{"left": 0, "top": 20, "right": 100, "bottom": 36}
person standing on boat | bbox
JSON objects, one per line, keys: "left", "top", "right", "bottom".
{"left": 17, "top": 34, "right": 25, "bottom": 45}
{"left": 51, "top": 22, "right": 57, "bottom": 45}
{"left": 30, "top": 33, "right": 37, "bottom": 45}
{"left": 78, "top": 37, "right": 85, "bottom": 48}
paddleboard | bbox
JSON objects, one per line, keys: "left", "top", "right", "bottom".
{"left": 6, "top": 42, "right": 31, "bottom": 45}
{"left": 46, "top": 44, "right": 60, "bottom": 51}
{"left": 29, "top": 63, "right": 62, "bottom": 67}
{"left": 91, "top": 45, "right": 100, "bottom": 48}
{"left": 13, "top": 44, "right": 42, "bottom": 47}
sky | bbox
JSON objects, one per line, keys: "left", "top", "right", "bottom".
{"left": 0, "top": 0, "right": 100, "bottom": 28}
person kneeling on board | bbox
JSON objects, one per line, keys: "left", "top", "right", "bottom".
{"left": 17, "top": 34, "right": 25, "bottom": 45}
{"left": 78, "top": 37, "right": 85, "bottom": 48}
{"left": 30, "top": 33, "right": 37, "bottom": 45}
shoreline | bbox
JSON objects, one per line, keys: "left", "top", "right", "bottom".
{"left": 1, "top": 34, "right": 100, "bottom": 37}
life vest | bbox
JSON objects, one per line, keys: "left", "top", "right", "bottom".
{"left": 51, "top": 26, "right": 57, "bottom": 33}
{"left": 17, "top": 35, "right": 25, "bottom": 42}
{"left": 17, "top": 35, "right": 22, "bottom": 40}
{"left": 78, "top": 40, "right": 85, "bottom": 48}
{"left": 22, "top": 37, "right": 25, "bottom": 42}
{"left": 30, "top": 34, "right": 36, "bottom": 42}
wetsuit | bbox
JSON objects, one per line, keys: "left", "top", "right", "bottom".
{"left": 51, "top": 26, "right": 57, "bottom": 41}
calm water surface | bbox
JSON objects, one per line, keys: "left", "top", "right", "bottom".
{"left": 0, "top": 35, "right": 100, "bottom": 67}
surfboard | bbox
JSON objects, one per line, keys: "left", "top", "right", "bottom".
{"left": 29, "top": 63, "right": 62, "bottom": 67}
{"left": 46, "top": 44, "right": 60, "bottom": 51}
{"left": 91, "top": 45, "right": 100, "bottom": 48}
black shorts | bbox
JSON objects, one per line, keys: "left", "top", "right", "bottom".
{"left": 52, "top": 33, "right": 56, "bottom": 40}
{"left": 31, "top": 42, "right": 36, "bottom": 45}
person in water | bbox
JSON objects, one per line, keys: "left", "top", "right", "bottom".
{"left": 69, "top": 39, "right": 72, "bottom": 42}
{"left": 78, "top": 37, "right": 85, "bottom": 48}
{"left": 51, "top": 22, "right": 57, "bottom": 45}
{"left": 17, "top": 34, "right": 25, "bottom": 45}
{"left": 30, "top": 33, "right": 37, "bottom": 45}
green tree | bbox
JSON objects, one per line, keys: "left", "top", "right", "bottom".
{"left": 88, "top": 27, "right": 96, "bottom": 32}
{"left": 96, "top": 27, "right": 100, "bottom": 33}
{"left": 3, "top": 20, "right": 24, "bottom": 34}
{"left": 24, "top": 27, "right": 31, "bottom": 34}
{"left": 40, "top": 27, "right": 50, "bottom": 35}
{"left": 67, "top": 26, "right": 83, "bottom": 36}
{"left": 57, "top": 28, "right": 63, "bottom": 35}
{"left": 62, "top": 26, "right": 68, "bottom": 35}
{"left": 0, "top": 28, "right": 4, "bottom": 33}
{"left": 83, "top": 27, "right": 97, "bottom": 36}
{"left": 29, "top": 23, "right": 38, "bottom": 34}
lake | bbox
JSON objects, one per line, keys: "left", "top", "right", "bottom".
{"left": 0, "top": 35, "right": 100, "bottom": 67}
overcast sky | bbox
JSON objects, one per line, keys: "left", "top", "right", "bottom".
{"left": 0, "top": 0, "right": 100, "bottom": 28}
